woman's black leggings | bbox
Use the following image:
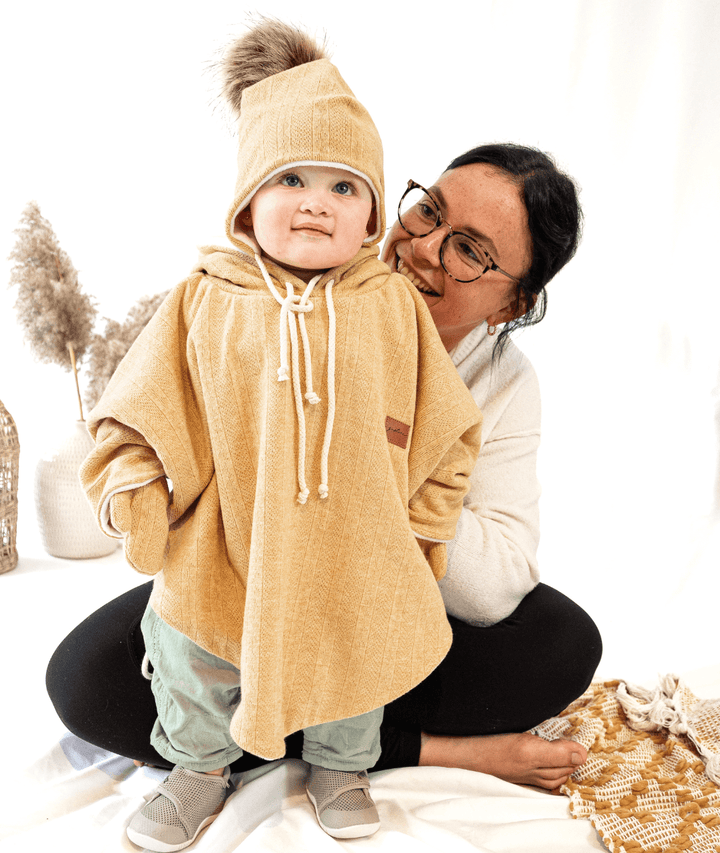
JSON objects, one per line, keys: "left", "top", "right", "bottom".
{"left": 46, "top": 581, "right": 602, "bottom": 772}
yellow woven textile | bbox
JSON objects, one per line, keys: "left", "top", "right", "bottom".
{"left": 532, "top": 677, "right": 720, "bottom": 853}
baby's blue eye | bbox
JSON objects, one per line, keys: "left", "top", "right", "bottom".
{"left": 281, "top": 174, "right": 301, "bottom": 187}
{"left": 334, "top": 182, "right": 352, "bottom": 195}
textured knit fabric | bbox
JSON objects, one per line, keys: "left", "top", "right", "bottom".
{"left": 440, "top": 322, "right": 542, "bottom": 625}
{"left": 225, "top": 58, "right": 385, "bottom": 247}
{"left": 80, "top": 244, "right": 482, "bottom": 760}
{"left": 531, "top": 677, "right": 720, "bottom": 853}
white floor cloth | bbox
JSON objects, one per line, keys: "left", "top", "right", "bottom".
{"left": 1, "top": 747, "right": 610, "bottom": 853}
{"left": 1, "top": 541, "right": 718, "bottom": 852}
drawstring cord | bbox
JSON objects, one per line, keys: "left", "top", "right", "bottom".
{"left": 255, "top": 253, "right": 336, "bottom": 502}
{"left": 319, "top": 281, "right": 336, "bottom": 499}
{"left": 141, "top": 652, "right": 153, "bottom": 680}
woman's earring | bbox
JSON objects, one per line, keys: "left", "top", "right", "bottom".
{"left": 487, "top": 324, "right": 497, "bottom": 336}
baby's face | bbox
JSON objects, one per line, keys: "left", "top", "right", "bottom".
{"left": 248, "top": 165, "right": 373, "bottom": 281}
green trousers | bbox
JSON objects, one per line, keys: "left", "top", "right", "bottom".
{"left": 141, "top": 605, "right": 383, "bottom": 772}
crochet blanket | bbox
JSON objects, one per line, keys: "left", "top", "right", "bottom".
{"left": 532, "top": 676, "right": 720, "bottom": 853}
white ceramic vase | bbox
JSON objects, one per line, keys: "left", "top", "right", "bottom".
{"left": 34, "top": 420, "right": 118, "bottom": 559}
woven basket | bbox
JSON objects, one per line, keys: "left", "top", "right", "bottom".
{"left": 34, "top": 420, "right": 117, "bottom": 559}
{"left": 1, "top": 399, "right": 20, "bottom": 574}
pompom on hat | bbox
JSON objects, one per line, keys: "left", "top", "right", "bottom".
{"left": 220, "top": 19, "right": 385, "bottom": 250}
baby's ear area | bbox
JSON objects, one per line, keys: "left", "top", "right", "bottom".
{"left": 364, "top": 206, "right": 378, "bottom": 242}
{"left": 233, "top": 209, "right": 253, "bottom": 235}
{"left": 229, "top": 208, "right": 262, "bottom": 255}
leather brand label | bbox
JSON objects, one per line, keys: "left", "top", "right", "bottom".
{"left": 385, "top": 416, "right": 410, "bottom": 450}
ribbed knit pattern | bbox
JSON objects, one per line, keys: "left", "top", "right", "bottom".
{"left": 224, "top": 59, "right": 385, "bottom": 247}
{"left": 81, "top": 244, "right": 482, "bottom": 760}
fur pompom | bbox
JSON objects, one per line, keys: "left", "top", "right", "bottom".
{"left": 221, "top": 17, "right": 329, "bottom": 118}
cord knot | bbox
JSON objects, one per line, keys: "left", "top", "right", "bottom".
{"left": 283, "top": 292, "right": 313, "bottom": 313}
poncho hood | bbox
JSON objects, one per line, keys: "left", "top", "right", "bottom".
{"left": 224, "top": 59, "right": 385, "bottom": 252}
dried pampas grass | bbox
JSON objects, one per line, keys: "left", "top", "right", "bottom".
{"left": 85, "top": 291, "right": 169, "bottom": 411}
{"left": 9, "top": 202, "right": 96, "bottom": 371}
{"left": 220, "top": 16, "right": 329, "bottom": 119}
{"left": 7, "top": 201, "right": 169, "bottom": 418}
{"left": 9, "top": 201, "right": 97, "bottom": 419}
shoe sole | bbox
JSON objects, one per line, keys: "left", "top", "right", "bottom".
{"left": 126, "top": 811, "right": 220, "bottom": 852}
{"left": 306, "top": 789, "right": 381, "bottom": 839}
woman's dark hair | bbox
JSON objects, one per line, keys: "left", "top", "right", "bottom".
{"left": 446, "top": 143, "right": 582, "bottom": 358}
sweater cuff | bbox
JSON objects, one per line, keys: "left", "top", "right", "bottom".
{"left": 411, "top": 530, "right": 451, "bottom": 543}
{"left": 100, "top": 476, "right": 166, "bottom": 536}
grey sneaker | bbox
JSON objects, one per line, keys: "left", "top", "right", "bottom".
{"left": 306, "top": 766, "right": 381, "bottom": 839}
{"left": 126, "top": 765, "right": 231, "bottom": 852}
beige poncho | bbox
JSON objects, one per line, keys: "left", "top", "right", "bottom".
{"left": 80, "top": 244, "right": 482, "bottom": 759}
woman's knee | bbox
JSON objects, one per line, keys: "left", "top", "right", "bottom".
{"left": 528, "top": 584, "right": 603, "bottom": 677}
{"left": 46, "top": 582, "right": 153, "bottom": 731}
{"left": 511, "top": 583, "right": 603, "bottom": 708}
{"left": 436, "top": 583, "right": 603, "bottom": 729}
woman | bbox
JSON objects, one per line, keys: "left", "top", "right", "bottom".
{"left": 46, "top": 142, "right": 601, "bottom": 792}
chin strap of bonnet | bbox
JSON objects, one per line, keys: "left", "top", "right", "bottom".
{"left": 255, "top": 253, "right": 337, "bottom": 503}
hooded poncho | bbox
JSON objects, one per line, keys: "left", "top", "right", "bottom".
{"left": 80, "top": 53, "right": 483, "bottom": 760}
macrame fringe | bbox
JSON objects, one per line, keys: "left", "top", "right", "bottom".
{"left": 617, "top": 674, "right": 720, "bottom": 784}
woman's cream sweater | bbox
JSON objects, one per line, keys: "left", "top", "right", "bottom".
{"left": 440, "top": 323, "right": 542, "bottom": 626}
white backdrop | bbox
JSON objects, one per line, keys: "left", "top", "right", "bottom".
{"left": 2, "top": 0, "right": 719, "bottom": 681}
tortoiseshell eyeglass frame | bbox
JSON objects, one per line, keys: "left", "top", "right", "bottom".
{"left": 398, "top": 179, "right": 520, "bottom": 284}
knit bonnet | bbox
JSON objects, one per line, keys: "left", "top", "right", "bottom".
{"left": 219, "top": 22, "right": 387, "bottom": 504}
{"left": 222, "top": 22, "right": 385, "bottom": 249}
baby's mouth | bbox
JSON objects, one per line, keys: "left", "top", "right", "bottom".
{"left": 294, "top": 223, "right": 331, "bottom": 236}
{"left": 396, "top": 256, "right": 441, "bottom": 297}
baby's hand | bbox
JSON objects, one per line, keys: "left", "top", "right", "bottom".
{"left": 110, "top": 479, "right": 170, "bottom": 575}
{"left": 109, "top": 490, "right": 133, "bottom": 536}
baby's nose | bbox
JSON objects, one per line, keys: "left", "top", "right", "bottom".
{"left": 300, "top": 191, "right": 330, "bottom": 215}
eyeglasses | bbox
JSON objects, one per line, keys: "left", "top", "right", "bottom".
{"left": 397, "top": 180, "right": 520, "bottom": 284}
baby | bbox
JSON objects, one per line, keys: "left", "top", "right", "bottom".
{"left": 80, "top": 19, "right": 481, "bottom": 851}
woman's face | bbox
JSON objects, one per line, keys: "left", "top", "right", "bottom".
{"left": 382, "top": 163, "right": 533, "bottom": 351}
